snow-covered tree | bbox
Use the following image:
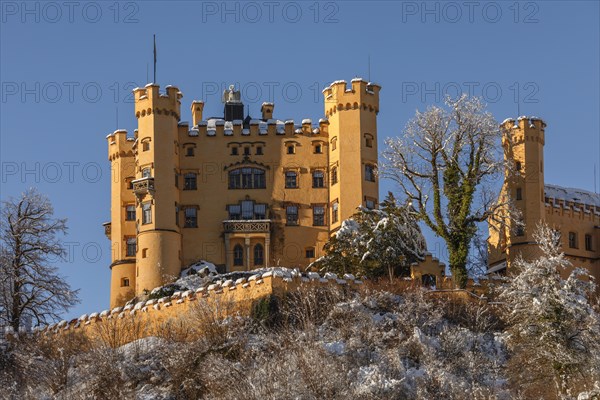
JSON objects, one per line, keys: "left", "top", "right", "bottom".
{"left": 313, "top": 192, "right": 426, "bottom": 280}
{"left": 382, "top": 95, "right": 505, "bottom": 288}
{"left": 498, "top": 223, "right": 600, "bottom": 398}
{"left": 0, "top": 189, "right": 79, "bottom": 332}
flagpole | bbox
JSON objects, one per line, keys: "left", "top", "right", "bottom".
{"left": 153, "top": 34, "right": 157, "bottom": 83}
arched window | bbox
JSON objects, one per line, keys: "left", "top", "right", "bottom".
{"left": 233, "top": 245, "right": 244, "bottom": 266}
{"left": 254, "top": 244, "right": 264, "bottom": 266}
{"left": 228, "top": 168, "right": 266, "bottom": 189}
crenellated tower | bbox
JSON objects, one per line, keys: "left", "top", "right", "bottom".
{"left": 130, "top": 84, "right": 183, "bottom": 298}
{"left": 488, "top": 116, "right": 547, "bottom": 268}
{"left": 323, "top": 78, "right": 381, "bottom": 228}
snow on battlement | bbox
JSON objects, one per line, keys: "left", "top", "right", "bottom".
{"left": 545, "top": 184, "right": 600, "bottom": 209}
{"left": 35, "top": 265, "right": 363, "bottom": 338}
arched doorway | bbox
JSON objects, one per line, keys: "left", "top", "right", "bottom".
{"left": 421, "top": 274, "right": 436, "bottom": 288}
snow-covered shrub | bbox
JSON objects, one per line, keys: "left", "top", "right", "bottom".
{"left": 499, "top": 223, "right": 600, "bottom": 399}
{"left": 312, "top": 192, "right": 426, "bottom": 281}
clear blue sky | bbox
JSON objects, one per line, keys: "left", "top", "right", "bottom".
{"left": 1, "top": 1, "right": 599, "bottom": 321}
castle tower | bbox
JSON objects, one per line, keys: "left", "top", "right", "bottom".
{"left": 323, "top": 79, "right": 381, "bottom": 228}
{"left": 131, "top": 84, "right": 183, "bottom": 297}
{"left": 489, "top": 116, "right": 547, "bottom": 268}
{"left": 106, "top": 130, "right": 136, "bottom": 307}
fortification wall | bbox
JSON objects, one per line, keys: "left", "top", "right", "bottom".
{"left": 37, "top": 271, "right": 363, "bottom": 343}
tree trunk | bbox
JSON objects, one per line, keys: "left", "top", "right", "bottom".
{"left": 448, "top": 241, "right": 469, "bottom": 289}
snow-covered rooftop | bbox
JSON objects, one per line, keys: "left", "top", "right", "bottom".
{"left": 545, "top": 184, "right": 600, "bottom": 207}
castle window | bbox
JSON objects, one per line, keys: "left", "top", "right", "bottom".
{"left": 585, "top": 234, "right": 593, "bottom": 251}
{"left": 244, "top": 147, "right": 251, "bottom": 156}
{"left": 142, "top": 168, "right": 151, "bottom": 178}
{"left": 365, "top": 199, "right": 376, "bottom": 210}
{"left": 254, "top": 244, "right": 264, "bottom": 266}
{"left": 254, "top": 203, "right": 266, "bottom": 219}
{"left": 365, "top": 164, "right": 376, "bottom": 182}
{"left": 142, "top": 248, "right": 148, "bottom": 258}
{"left": 331, "top": 167, "right": 338, "bottom": 185}
{"left": 312, "top": 170, "right": 324, "bottom": 188}
{"left": 286, "top": 205, "right": 299, "bottom": 225}
{"left": 231, "top": 147, "right": 239, "bottom": 155}
{"left": 331, "top": 137, "right": 337, "bottom": 151}
{"left": 227, "top": 202, "right": 267, "bottom": 220}
{"left": 184, "top": 207, "right": 197, "bottom": 228}
{"left": 256, "top": 146, "right": 263, "bottom": 155}
{"left": 515, "top": 222, "right": 525, "bottom": 237}
{"left": 313, "top": 205, "right": 325, "bottom": 226}
{"left": 142, "top": 141, "right": 150, "bottom": 152}
{"left": 142, "top": 202, "right": 152, "bottom": 225}
{"left": 332, "top": 201, "right": 339, "bottom": 223}
{"left": 516, "top": 188, "right": 522, "bottom": 201}
{"left": 184, "top": 173, "right": 197, "bottom": 190}
{"left": 186, "top": 147, "right": 194, "bottom": 157}
{"left": 568, "top": 232, "right": 578, "bottom": 249}
{"left": 175, "top": 204, "right": 179, "bottom": 226}
{"left": 121, "top": 278, "right": 130, "bottom": 287}
{"left": 285, "top": 171, "right": 298, "bottom": 188}
{"left": 125, "top": 205, "right": 136, "bottom": 221}
{"left": 126, "top": 177, "right": 134, "bottom": 189}
{"left": 228, "top": 168, "right": 266, "bottom": 189}
{"left": 287, "top": 145, "right": 295, "bottom": 154}
{"left": 364, "top": 133, "right": 374, "bottom": 148}
{"left": 515, "top": 161, "right": 522, "bottom": 171}
{"left": 126, "top": 237, "right": 136, "bottom": 257}
{"left": 241, "top": 200, "right": 254, "bottom": 219}
{"left": 175, "top": 172, "right": 178, "bottom": 188}
{"left": 314, "top": 144, "right": 322, "bottom": 154}
{"left": 305, "top": 248, "right": 315, "bottom": 259}
{"left": 233, "top": 245, "right": 244, "bottom": 266}
{"left": 228, "top": 204, "right": 241, "bottom": 220}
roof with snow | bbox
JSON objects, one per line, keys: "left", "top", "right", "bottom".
{"left": 544, "top": 184, "right": 600, "bottom": 207}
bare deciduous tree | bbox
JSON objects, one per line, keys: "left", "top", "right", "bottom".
{"left": 382, "top": 95, "right": 505, "bottom": 288}
{"left": 0, "top": 189, "right": 79, "bottom": 331}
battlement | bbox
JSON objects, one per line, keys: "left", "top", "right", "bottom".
{"left": 322, "top": 78, "right": 381, "bottom": 118}
{"left": 133, "top": 83, "right": 183, "bottom": 120}
{"left": 501, "top": 116, "right": 546, "bottom": 130}
{"left": 186, "top": 117, "right": 329, "bottom": 138}
{"left": 35, "top": 271, "right": 363, "bottom": 340}
{"left": 106, "top": 129, "right": 134, "bottom": 161}
{"left": 501, "top": 116, "right": 546, "bottom": 147}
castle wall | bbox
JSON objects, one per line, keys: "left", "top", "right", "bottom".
{"left": 39, "top": 273, "right": 364, "bottom": 345}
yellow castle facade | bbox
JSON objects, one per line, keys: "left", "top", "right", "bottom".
{"left": 488, "top": 117, "right": 600, "bottom": 283}
{"left": 105, "top": 79, "right": 380, "bottom": 307}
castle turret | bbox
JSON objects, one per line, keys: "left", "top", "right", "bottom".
{"left": 129, "top": 84, "right": 183, "bottom": 298}
{"left": 324, "top": 78, "right": 381, "bottom": 227}
{"left": 489, "top": 116, "right": 547, "bottom": 268}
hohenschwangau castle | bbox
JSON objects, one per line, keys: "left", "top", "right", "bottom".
{"left": 105, "top": 79, "right": 600, "bottom": 308}
{"left": 105, "top": 79, "right": 380, "bottom": 307}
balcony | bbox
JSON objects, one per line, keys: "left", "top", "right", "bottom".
{"left": 103, "top": 222, "right": 111, "bottom": 240}
{"left": 132, "top": 177, "right": 155, "bottom": 196}
{"left": 223, "top": 219, "right": 271, "bottom": 233}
